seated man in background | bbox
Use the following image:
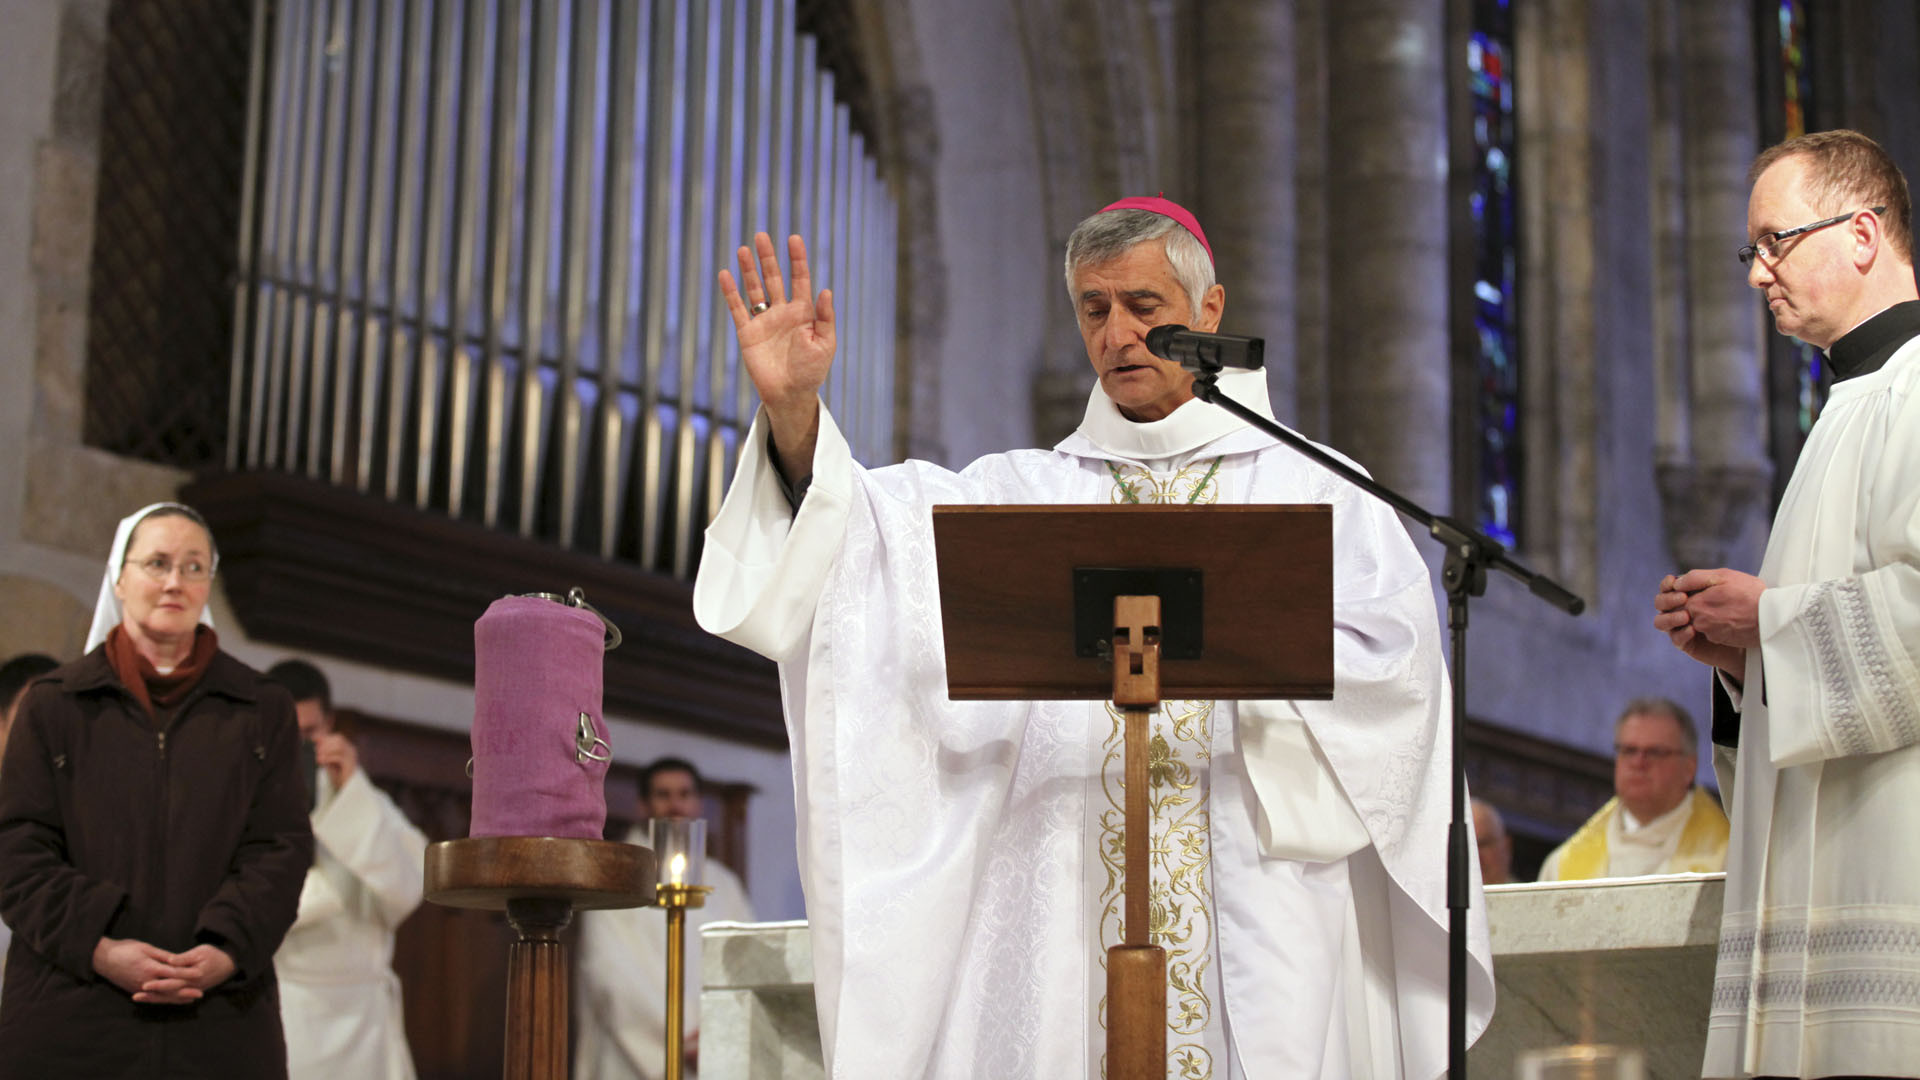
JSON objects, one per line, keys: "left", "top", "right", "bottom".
{"left": 266, "top": 659, "right": 427, "bottom": 1080}
{"left": 0, "top": 652, "right": 60, "bottom": 1009}
{"left": 575, "top": 757, "right": 755, "bottom": 1080}
{"left": 1537, "top": 697, "right": 1728, "bottom": 881}
{"left": 1472, "top": 797, "right": 1514, "bottom": 885}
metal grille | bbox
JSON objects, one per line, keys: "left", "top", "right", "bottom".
{"left": 84, "top": 0, "right": 259, "bottom": 468}
{"left": 230, "top": 0, "right": 898, "bottom": 579}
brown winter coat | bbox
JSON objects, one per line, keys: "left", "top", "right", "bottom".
{"left": 0, "top": 646, "right": 314, "bottom": 1078}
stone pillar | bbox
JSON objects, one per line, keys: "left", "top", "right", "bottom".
{"left": 1325, "top": 0, "right": 1450, "bottom": 508}
{"left": 886, "top": 85, "right": 948, "bottom": 466}
{"left": 1679, "top": 3, "right": 1764, "bottom": 471}
{"left": 1292, "top": 0, "right": 1330, "bottom": 441}
{"left": 1654, "top": 0, "right": 1770, "bottom": 571}
{"left": 1646, "top": 0, "right": 1691, "bottom": 471}
{"left": 1196, "top": 0, "right": 1296, "bottom": 422}
{"left": 1514, "top": 0, "right": 1596, "bottom": 589}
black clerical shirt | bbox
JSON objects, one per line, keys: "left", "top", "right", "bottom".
{"left": 1827, "top": 298, "right": 1920, "bottom": 385}
{"left": 1710, "top": 299, "right": 1920, "bottom": 747}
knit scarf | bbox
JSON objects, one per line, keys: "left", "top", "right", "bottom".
{"left": 105, "top": 624, "right": 220, "bottom": 722}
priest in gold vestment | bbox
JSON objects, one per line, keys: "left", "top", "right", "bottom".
{"left": 1537, "top": 698, "right": 1729, "bottom": 881}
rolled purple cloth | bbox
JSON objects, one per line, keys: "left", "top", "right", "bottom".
{"left": 469, "top": 595, "right": 612, "bottom": 838}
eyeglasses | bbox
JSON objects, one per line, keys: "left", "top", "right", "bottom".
{"left": 1614, "top": 744, "right": 1687, "bottom": 763}
{"left": 1738, "top": 206, "right": 1885, "bottom": 265}
{"left": 126, "top": 555, "right": 214, "bottom": 583}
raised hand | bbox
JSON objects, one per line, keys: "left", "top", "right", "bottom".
{"left": 718, "top": 233, "right": 835, "bottom": 482}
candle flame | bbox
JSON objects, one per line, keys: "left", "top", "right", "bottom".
{"left": 670, "top": 852, "right": 686, "bottom": 885}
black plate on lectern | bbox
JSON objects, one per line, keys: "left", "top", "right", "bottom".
{"left": 1072, "top": 567, "right": 1204, "bottom": 660}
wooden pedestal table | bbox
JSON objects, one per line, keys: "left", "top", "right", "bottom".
{"left": 931, "top": 504, "right": 1334, "bottom": 1080}
{"left": 425, "top": 836, "right": 656, "bottom": 1080}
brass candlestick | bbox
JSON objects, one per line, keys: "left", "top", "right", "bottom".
{"left": 651, "top": 819, "right": 711, "bottom": 1080}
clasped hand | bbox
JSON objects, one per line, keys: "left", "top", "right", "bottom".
{"left": 1652, "top": 568, "right": 1765, "bottom": 681}
{"left": 94, "top": 937, "right": 236, "bottom": 1005}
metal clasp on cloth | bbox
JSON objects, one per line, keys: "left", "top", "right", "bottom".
{"left": 575, "top": 712, "right": 612, "bottom": 764}
{"left": 516, "top": 585, "right": 623, "bottom": 650}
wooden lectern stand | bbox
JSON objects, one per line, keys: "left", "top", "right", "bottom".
{"left": 424, "top": 836, "right": 656, "bottom": 1080}
{"left": 933, "top": 504, "right": 1333, "bottom": 1080}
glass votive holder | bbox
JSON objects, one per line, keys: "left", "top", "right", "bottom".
{"left": 1516, "top": 1044, "right": 1645, "bottom": 1080}
{"left": 650, "top": 817, "right": 707, "bottom": 889}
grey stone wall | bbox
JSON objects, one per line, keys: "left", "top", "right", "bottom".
{"left": 0, "top": 0, "right": 180, "bottom": 662}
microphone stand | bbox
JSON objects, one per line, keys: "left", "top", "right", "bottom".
{"left": 1183, "top": 361, "right": 1584, "bottom": 1079}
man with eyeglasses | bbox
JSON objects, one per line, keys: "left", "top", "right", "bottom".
{"left": 1535, "top": 698, "right": 1727, "bottom": 882}
{"left": 1655, "top": 128, "right": 1920, "bottom": 1079}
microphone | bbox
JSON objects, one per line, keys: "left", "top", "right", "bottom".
{"left": 1144, "top": 324, "right": 1265, "bottom": 373}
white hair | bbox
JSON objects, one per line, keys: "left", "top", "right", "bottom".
{"left": 1063, "top": 209, "right": 1215, "bottom": 313}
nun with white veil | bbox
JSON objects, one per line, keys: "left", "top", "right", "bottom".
{"left": 0, "top": 502, "right": 313, "bottom": 1079}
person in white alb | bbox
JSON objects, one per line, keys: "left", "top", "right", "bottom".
{"left": 1655, "top": 128, "right": 1920, "bottom": 1079}
{"left": 574, "top": 757, "right": 756, "bottom": 1080}
{"left": 691, "top": 197, "right": 1494, "bottom": 1079}
{"left": 1535, "top": 698, "right": 1728, "bottom": 882}
{"left": 266, "top": 659, "right": 427, "bottom": 1080}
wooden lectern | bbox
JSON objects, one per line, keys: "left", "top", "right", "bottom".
{"left": 933, "top": 504, "right": 1333, "bottom": 1080}
{"left": 424, "top": 836, "right": 656, "bottom": 1080}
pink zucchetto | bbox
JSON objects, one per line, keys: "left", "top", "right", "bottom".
{"left": 1098, "top": 195, "right": 1212, "bottom": 263}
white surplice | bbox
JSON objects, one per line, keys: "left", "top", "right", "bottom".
{"left": 275, "top": 766, "right": 428, "bottom": 1080}
{"left": 693, "top": 370, "right": 1494, "bottom": 1079}
{"left": 1706, "top": 335, "right": 1920, "bottom": 1078}
{"left": 573, "top": 831, "right": 757, "bottom": 1080}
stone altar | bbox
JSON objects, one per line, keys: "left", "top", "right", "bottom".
{"left": 699, "top": 873, "right": 1724, "bottom": 1079}
{"left": 1477, "top": 873, "right": 1723, "bottom": 1079}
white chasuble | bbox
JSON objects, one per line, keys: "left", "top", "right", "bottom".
{"left": 694, "top": 371, "right": 1494, "bottom": 1079}
{"left": 1706, "top": 336, "right": 1920, "bottom": 1079}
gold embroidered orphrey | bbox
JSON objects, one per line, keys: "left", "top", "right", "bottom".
{"left": 1099, "top": 458, "right": 1221, "bottom": 1079}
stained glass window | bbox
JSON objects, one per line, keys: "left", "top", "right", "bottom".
{"left": 1467, "top": 0, "right": 1520, "bottom": 547}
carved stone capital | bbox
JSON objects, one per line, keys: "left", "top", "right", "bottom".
{"left": 1654, "top": 460, "right": 1773, "bottom": 571}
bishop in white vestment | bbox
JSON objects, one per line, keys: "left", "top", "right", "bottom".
{"left": 1657, "top": 132, "right": 1920, "bottom": 1079}
{"left": 694, "top": 199, "right": 1492, "bottom": 1078}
